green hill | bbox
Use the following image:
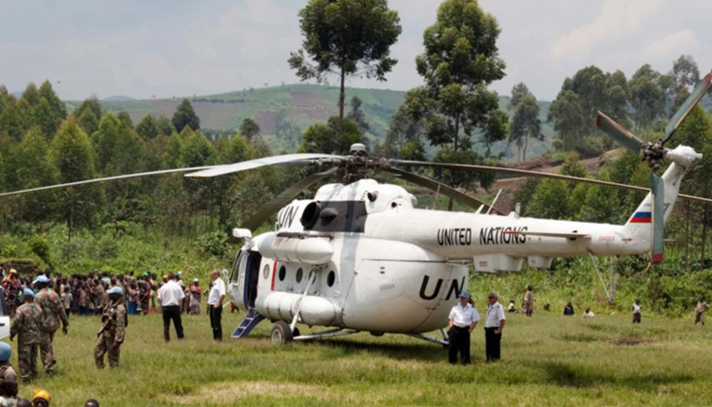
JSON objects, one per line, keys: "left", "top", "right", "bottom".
{"left": 66, "top": 83, "right": 554, "bottom": 161}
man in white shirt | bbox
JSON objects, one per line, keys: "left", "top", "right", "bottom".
{"left": 485, "top": 291, "right": 506, "bottom": 362}
{"left": 208, "top": 270, "right": 226, "bottom": 341}
{"left": 447, "top": 291, "right": 480, "bottom": 365}
{"left": 157, "top": 272, "right": 185, "bottom": 342}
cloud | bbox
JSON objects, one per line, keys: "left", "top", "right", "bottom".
{"left": 550, "top": 0, "right": 664, "bottom": 62}
{"left": 643, "top": 30, "right": 699, "bottom": 60}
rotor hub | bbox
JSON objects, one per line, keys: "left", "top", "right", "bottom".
{"left": 642, "top": 141, "right": 666, "bottom": 170}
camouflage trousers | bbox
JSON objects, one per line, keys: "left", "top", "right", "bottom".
{"left": 17, "top": 340, "right": 39, "bottom": 382}
{"left": 39, "top": 330, "right": 56, "bottom": 373}
{"left": 94, "top": 332, "right": 120, "bottom": 369}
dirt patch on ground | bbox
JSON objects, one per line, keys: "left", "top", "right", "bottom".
{"left": 611, "top": 337, "right": 651, "bottom": 346}
{"left": 254, "top": 111, "right": 278, "bottom": 135}
{"left": 288, "top": 91, "right": 334, "bottom": 120}
{"left": 163, "top": 381, "right": 330, "bottom": 404}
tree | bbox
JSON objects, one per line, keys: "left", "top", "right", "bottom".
{"left": 299, "top": 116, "right": 361, "bottom": 155}
{"left": 38, "top": 80, "right": 67, "bottom": 122}
{"left": 508, "top": 94, "right": 541, "bottom": 161}
{"left": 31, "top": 98, "right": 58, "bottom": 140}
{"left": 289, "top": 0, "right": 402, "bottom": 138}
{"left": 0, "top": 97, "right": 31, "bottom": 141}
{"left": 136, "top": 114, "right": 160, "bottom": 141}
{"left": 385, "top": 103, "right": 423, "bottom": 158}
{"left": 669, "top": 55, "right": 700, "bottom": 98}
{"left": 15, "top": 126, "right": 59, "bottom": 222}
{"left": 508, "top": 82, "right": 531, "bottom": 110}
{"left": 21, "top": 83, "right": 40, "bottom": 107}
{"left": 156, "top": 115, "right": 176, "bottom": 136}
{"left": 239, "top": 118, "right": 260, "bottom": 141}
{"left": 75, "top": 96, "right": 102, "bottom": 135}
{"left": 172, "top": 99, "right": 200, "bottom": 132}
{"left": 548, "top": 90, "right": 586, "bottom": 151}
{"left": 407, "top": 0, "right": 507, "bottom": 152}
{"left": 347, "top": 96, "right": 370, "bottom": 135}
{"left": 50, "top": 117, "right": 102, "bottom": 230}
{"left": 604, "top": 70, "right": 630, "bottom": 129}
{"left": 629, "top": 66, "right": 665, "bottom": 131}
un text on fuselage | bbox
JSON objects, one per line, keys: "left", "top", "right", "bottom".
{"left": 436, "top": 226, "right": 528, "bottom": 246}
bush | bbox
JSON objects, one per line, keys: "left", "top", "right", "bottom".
{"left": 197, "top": 231, "right": 228, "bottom": 258}
{"left": 28, "top": 235, "right": 52, "bottom": 267}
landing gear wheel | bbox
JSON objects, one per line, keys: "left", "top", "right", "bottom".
{"left": 292, "top": 327, "right": 301, "bottom": 338}
{"left": 271, "top": 321, "right": 293, "bottom": 345}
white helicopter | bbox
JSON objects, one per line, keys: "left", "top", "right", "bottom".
{"left": 2, "top": 73, "right": 712, "bottom": 346}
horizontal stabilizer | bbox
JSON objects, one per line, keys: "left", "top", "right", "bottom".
{"left": 503, "top": 230, "right": 589, "bottom": 240}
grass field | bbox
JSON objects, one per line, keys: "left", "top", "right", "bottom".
{"left": 8, "top": 302, "right": 712, "bottom": 406}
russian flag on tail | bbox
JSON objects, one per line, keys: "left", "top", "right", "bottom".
{"left": 629, "top": 211, "right": 652, "bottom": 223}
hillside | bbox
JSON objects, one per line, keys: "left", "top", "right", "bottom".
{"left": 66, "top": 84, "right": 554, "bottom": 161}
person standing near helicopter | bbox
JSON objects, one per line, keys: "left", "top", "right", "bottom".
{"left": 447, "top": 291, "right": 479, "bottom": 365}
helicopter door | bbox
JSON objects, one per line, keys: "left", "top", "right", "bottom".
{"left": 244, "top": 252, "right": 262, "bottom": 309}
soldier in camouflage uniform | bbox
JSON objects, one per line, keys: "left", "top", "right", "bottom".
{"left": 94, "top": 287, "right": 126, "bottom": 369}
{"left": 34, "top": 275, "right": 68, "bottom": 374}
{"left": 10, "top": 289, "right": 45, "bottom": 382}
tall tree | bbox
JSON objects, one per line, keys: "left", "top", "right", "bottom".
{"left": 508, "top": 94, "right": 542, "bottom": 161}
{"left": 136, "top": 114, "right": 160, "bottom": 141}
{"left": 172, "top": 99, "right": 200, "bottom": 132}
{"left": 21, "top": 83, "right": 40, "bottom": 107}
{"left": 629, "top": 65, "right": 665, "bottom": 131}
{"left": 156, "top": 115, "right": 176, "bottom": 136}
{"left": 508, "top": 82, "right": 531, "bottom": 110}
{"left": 288, "top": 0, "right": 402, "bottom": 138}
{"left": 547, "top": 90, "right": 585, "bottom": 151}
{"left": 347, "top": 96, "right": 370, "bottom": 135}
{"left": 239, "top": 118, "right": 260, "bottom": 141}
{"left": 38, "top": 80, "right": 67, "bottom": 122}
{"left": 669, "top": 55, "right": 700, "bottom": 98}
{"left": 407, "top": 0, "right": 507, "bottom": 152}
{"left": 75, "top": 96, "right": 102, "bottom": 135}
{"left": 31, "top": 98, "right": 58, "bottom": 140}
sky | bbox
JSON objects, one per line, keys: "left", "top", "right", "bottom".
{"left": 2, "top": 0, "right": 712, "bottom": 101}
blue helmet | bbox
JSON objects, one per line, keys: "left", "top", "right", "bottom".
{"left": 23, "top": 288, "right": 35, "bottom": 298}
{"left": 33, "top": 275, "right": 50, "bottom": 285}
{"left": 107, "top": 287, "right": 123, "bottom": 296}
{"left": 459, "top": 290, "right": 470, "bottom": 298}
{"left": 0, "top": 342, "right": 10, "bottom": 362}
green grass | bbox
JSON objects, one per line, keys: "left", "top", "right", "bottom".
{"left": 12, "top": 304, "right": 712, "bottom": 406}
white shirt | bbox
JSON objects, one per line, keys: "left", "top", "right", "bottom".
{"left": 485, "top": 302, "right": 506, "bottom": 328}
{"left": 158, "top": 280, "right": 185, "bottom": 306}
{"left": 449, "top": 303, "right": 480, "bottom": 328}
{"left": 583, "top": 311, "right": 595, "bottom": 319}
{"left": 208, "top": 278, "right": 226, "bottom": 306}
{"left": 633, "top": 303, "right": 641, "bottom": 314}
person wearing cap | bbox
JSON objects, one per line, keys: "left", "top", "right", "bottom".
{"left": 447, "top": 290, "right": 480, "bottom": 365}
{"left": 30, "top": 389, "right": 50, "bottom": 407}
{"left": 157, "top": 273, "right": 185, "bottom": 342}
{"left": 208, "top": 270, "right": 226, "bottom": 341}
{"left": 94, "top": 287, "right": 126, "bottom": 369}
{"left": 0, "top": 342, "right": 18, "bottom": 402}
{"left": 34, "top": 275, "right": 68, "bottom": 374}
{"left": 2, "top": 271, "right": 19, "bottom": 317}
{"left": 485, "top": 291, "right": 506, "bottom": 362}
{"left": 189, "top": 279, "right": 202, "bottom": 315}
{"left": 10, "top": 289, "right": 45, "bottom": 382}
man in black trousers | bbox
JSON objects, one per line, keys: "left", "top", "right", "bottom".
{"left": 157, "top": 272, "right": 185, "bottom": 342}
{"left": 447, "top": 291, "right": 480, "bottom": 365}
{"left": 485, "top": 291, "right": 506, "bottom": 362}
{"left": 208, "top": 270, "right": 226, "bottom": 341}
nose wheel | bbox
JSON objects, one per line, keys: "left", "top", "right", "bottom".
{"left": 271, "top": 321, "right": 295, "bottom": 345}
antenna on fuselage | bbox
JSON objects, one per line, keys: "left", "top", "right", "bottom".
{"left": 487, "top": 189, "right": 503, "bottom": 215}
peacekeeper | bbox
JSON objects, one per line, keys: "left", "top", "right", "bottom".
{"left": 10, "top": 289, "right": 45, "bottom": 383}
{"left": 447, "top": 291, "right": 480, "bottom": 365}
{"left": 0, "top": 342, "right": 18, "bottom": 400}
{"left": 94, "top": 287, "right": 127, "bottom": 369}
{"left": 34, "top": 275, "right": 68, "bottom": 374}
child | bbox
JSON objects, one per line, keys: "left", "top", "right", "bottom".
{"left": 583, "top": 307, "right": 595, "bottom": 319}
{"left": 507, "top": 299, "right": 516, "bottom": 313}
{"left": 632, "top": 299, "right": 641, "bottom": 323}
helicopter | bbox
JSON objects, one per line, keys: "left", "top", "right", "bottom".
{"left": 2, "top": 73, "right": 712, "bottom": 346}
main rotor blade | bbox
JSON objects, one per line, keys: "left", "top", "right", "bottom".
{"left": 185, "top": 153, "right": 339, "bottom": 178}
{"left": 0, "top": 166, "right": 215, "bottom": 198}
{"left": 393, "top": 160, "right": 712, "bottom": 205}
{"left": 596, "top": 111, "right": 644, "bottom": 153}
{"left": 663, "top": 72, "right": 712, "bottom": 144}
{"left": 386, "top": 167, "right": 502, "bottom": 214}
{"left": 240, "top": 168, "right": 338, "bottom": 231}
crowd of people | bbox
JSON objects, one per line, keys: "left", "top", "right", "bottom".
{"left": 0, "top": 264, "right": 227, "bottom": 406}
